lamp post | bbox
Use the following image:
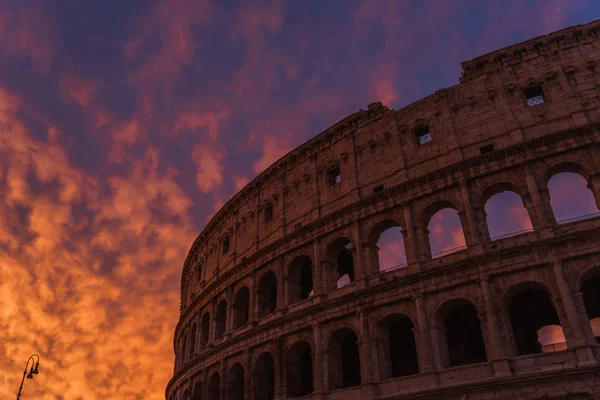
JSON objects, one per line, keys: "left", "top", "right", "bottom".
{"left": 16, "top": 354, "right": 40, "bottom": 400}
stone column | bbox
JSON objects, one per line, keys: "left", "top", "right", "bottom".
{"left": 362, "top": 241, "right": 381, "bottom": 274}
{"left": 414, "top": 295, "right": 437, "bottom": 375}
{"left": 277, "top": 256, "right": 286, "bottom": 311}
{"left": 523, "top": 164, "right": 550, "bottom": 229}
{"left": 359, "top": 311, "right": 379, "bottom": 399}
{"left": 312, "top": 323, "right": 326, "bottom": 397}
{"left": 351, "top": 219, "right": 368, "bottom": 287}
{"left": 403, "top": 203, "right": 420, "bottom": 264}
{"left": 226, "top": 285, "right": 234, "bottom": 337}
{"left": 246, "top": 350, "right": 254, "bottom": 400}
{"left": 209, "top": 299, "right": 216, "bottom": 345}
{"left": 220, "top": 360, "right": 227, "bottom": 400}
{"left": 416, "top": 226, "right": 431, "bottom": 259}
{"left": 313, "top": 239, "right": 324, "bottom": 297}
{"left": 250, "top": 272, "right": 257, "bottom": 325}
{"left": 552, "top": 261, "right": 597, "bottom": 366}
{"left": 587, "top": 172, "right": 600, "bottom": 210}
{"left": 479, "top": 276, "right": 511, "bottom": 376}
{"left": 460, "top": 184, "right": 482, "bottom": 247}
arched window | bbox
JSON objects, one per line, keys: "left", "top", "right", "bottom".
{"left": 484, "top": 190, "right": 533, "bottom": 239}
{"left": 509, "top": 287, "right": 563, "bottom": 355}
{"left": 193, "top": 381, "right": 203, "bottom": 400}
{"left": 376, "top": 314, "right": 419, "bottom": 380}
{"left": 181, "top": 332, "right": 188, "bottom": 364}
{"left": 376, "top": 226, "right": 407, "bottom": 271}
{"left": 232, "top": 287, "right": 250, "bottom": 329}
{"left": 328, "top": 328, "right": 361, "bottom": 390}
{"left": 189, "top": 323, "right": 197, "bottom": 357}
{"left": 427, "top": 207, "right": 466, "bottom": 257}
{"left": 257, "top": 271, "right": 278, "bottom": 318}
{"left": 254, "top": 352, "right": 275, "bottom": 400}
{"left": 215, "top": 300, "right": 227, "bottom": 339}
{"left": 581, "top": 273, "right": 600, "bottom": 343}
{"left": 325, "top": 238, "right": 355, "bottom": 290}
{"left": 227, "top": 363, "right": 245, "bottom": 400}
{"left": 183, "top": 389, "right": 191, "bottom": 400}
{"left": 200, "top": 312, "right": 210, "bottom": 348}
{"left": 547, "top": 170, "right": 599, "bottom": 223}
{"left": 441, "top": 300, "right": 487, "bottom": 366}
{"left": 286, "top": 341, "right": 313, "bottom": 397}
{"left": 287, "top": 256, "right": 313, "bottom": 304}
{"left": 207, "top": 372, "right": 221, "bottom": 400}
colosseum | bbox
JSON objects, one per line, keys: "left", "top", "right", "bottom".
{"left": 167, "top": 19, "right": 600, "bottom": 400}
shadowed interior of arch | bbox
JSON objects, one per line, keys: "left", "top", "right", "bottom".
{"left": 428, "top": 208, "right": 466, "bottom": 257}
{"left": 485, "top": 191, "right": 533, "bottom": 239}
{"left": 257, "top": 271, "right": 278, "bottom": 317}
{"left": 286, "top": 341, "right": 313, "bottom": 398}
{"left": 333, "top": 241, "right": 354, "bottom": 288}
{"left": 377, "top": 227, "right": 407, "bottom": 271}
{"left": 200, "top": 312, "right": 210, "bottom": 348}
{"left": 582, "top": 274, "right": 600, "bottom": 343}
{"left": 192, "top": 381, "right": 202, "bottom": 400}
{"left": 215, "top": 300, "right": 227, "bottom": 339}
{"left": 442, "top": 302, "right": 487, "bottom": 366}
{"left": 228, "top": 363, "right": 245, "bottom": 400}
{"left": 189, "top": 323, "right": 197, "bottom": 359}
{"left": 548, "top": 172, "right": 599, "bottom": 223}
{"left": 509, "top": 288, "right": 563, "bottom": 355}
{"left": 207, "top": 372, "right": 220, "bottom": 400}
{"left": 376, "top": 314, "right": 419, "bottom": 380}
{"left": 255, "top": 352, "right": 275, "bottom": 400}
{"left": 328, "top": 328, "right": 361, "bottom": 390}
{"left": 287, "top": 256, "right": 314, "bottom": 304}
{"left": 232, "top": 286, "right": 250, "bottom": 329}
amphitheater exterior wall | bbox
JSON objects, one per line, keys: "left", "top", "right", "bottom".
{"left": 168, "top": 20, "right": 600, "bottom": 400}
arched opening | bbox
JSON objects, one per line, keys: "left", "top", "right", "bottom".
{"left": 484, "top": 190, "right": 533, "bottom": 239}
{"left": 286, "top": 341, "right": 313, "bottom": 398}
{"left": 328, "top": 327, "right": 361, "bottom": 390}
{"left": 442, "top": 300, "right": 487, "bottom": 366}
{"left": 581, "top": 274, "right": 600, "bottom": 343}
{"left": 193, "top": 381, "right": 203, "bottom": 400}
{"left": 376, "top": 226, "right": 407, "bottom": 271}
{"left": 227, "top": 363, "right": 245, "bottom": 400}
{"left": 547, "top": 171, "right": 599, "bottom": 223}
{"left": 181, "top": 332, "right": 188, "bottom": 364}
{"left": 257, "top": 271, "right": 278, "bottom": 318}
{"left": 509, "top": 286, "right": 563, "bottom": 355}
{"left": 200, "top": 312, "right": 210, "bottom": 347}
{"left": 232, "top": 287, "right": 250, "bottom": 330}
{"left": 215, "top": 300, "right": 227, "bottom": 340}
{"left": 427, "top": 207, "right": 466, "bottom": 257}
{"left": 207, "top": 372, "right": 221, "bottom": 400}
{"left": 287, "top": 256, "right": 313, "bottom": 304}
{"left": 189, "top": 323, "right": 197, "bottom": 358}
{"left": 254, "top": 352, "right": 275, "bottom": 400}
{"left": 183, "top": 389, "right": 191, "bottom": 400}
{"left": 326, "top": 238, "right": 355, "bottom": 290}
{"left": 376, "top": 314, "right": 419, "bottom": 380}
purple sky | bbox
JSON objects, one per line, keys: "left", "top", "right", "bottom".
{"left": 1, "top": 1, "right": 600, "bottom": 399}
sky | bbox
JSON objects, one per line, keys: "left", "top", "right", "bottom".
{"left": 1, "top": 1, "right": 600, "bottom": 399}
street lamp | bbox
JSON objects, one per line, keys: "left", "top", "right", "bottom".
{"left": 16, "top": 354, "right": 40, "bottom": 400}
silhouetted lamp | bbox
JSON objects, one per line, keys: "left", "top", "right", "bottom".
{"left": 16, "top": 354, "right": 40, "bottom": 399}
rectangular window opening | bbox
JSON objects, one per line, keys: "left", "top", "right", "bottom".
{"left": 479, "top": 144, "right": 494, "bottom": 154}
{"left": 524, "top": 85, "right": 544, "bottom": 106}
{"left": 328, "top": 166, "right": 341, "bottom": 186}
{"left": 264, "top": 203, "right": 273, "bottom": 223}
{"left": 222, "top": 237, "right": 230, "bottom": 254}
{"left": 415, "top": 125, "right": 432, "bottom": 145}
{"left": 373, "top": 185, "right": 384, "bottom": 193}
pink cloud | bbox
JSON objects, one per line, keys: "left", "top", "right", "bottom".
{"left": 252, "top": 132, "right": 293, "bottom": 174}
{"left": 61, "top": 75, "right": 97, "bottom": 107}
{"left": 174, "top": 110, "right": 228, "bottom": 140}
{"left": 192, "top": 144, "right": 225, "bottom": 193}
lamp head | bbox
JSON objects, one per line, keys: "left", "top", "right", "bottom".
{"left": 26, "top": 366, "right": 34, "bottom": 379}
{"left": 33, "top": 362, "right": 39, "bottom": 375}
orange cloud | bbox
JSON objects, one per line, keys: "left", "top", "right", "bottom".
{"left": 174, "top": 110, "right": 228, "bottom": 140}
{"left": 192, "top": 145, "right": 225, "bottom": 193}
{"left": 61, "top": 75, "right": 97, "bottom": 107}
{"left": 252, "top": 132, "right": 293, "bottom": 174}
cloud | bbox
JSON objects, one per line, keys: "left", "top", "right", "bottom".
{"left": 192, "top": 144, "right": 225, "bottom": 193}
{"left": 174, "top": 110, "right": 228, "bottom": 140}
{"left": 252, "top": 132, "right": 293, "bottom": 174}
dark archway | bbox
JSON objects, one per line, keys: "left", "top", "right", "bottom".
{"left": 232, "top": 287, "right": 250, "bottom": 330}
{"left": 582, "top": 274, "right": 600, "bottom": 343}
{"left": 200, "top": 312, "right": 210, "bottom": 347}
{"left": 254, "top": 352, "right": 275, "bottom": 400}
{"left": 207, "top": 372, "right": 221, "bottom": 400}
{"left": 181, "top": 332, "right": 188, "bottom": 364}
{"left": 193, "top": 381, "right": 203, "bottom": 400}
{"left": 509, "top": 287, "right": 562, "bottom": 355}
{"left": 183, "top": 389, "right": 191, "bottom": 400}
{"left": 328, "top": 327, "right": 361, "bottom": 390}
{"left": 286, "top": 341, "right": 313, "bottom": 398}
{"left": 442, "top": 300, "right": 487, "bottom": 366}
{"left": 258, "top": 271, "right": 278, "bottom": 318}
{"left": 288, "top": 256, "right": 313, "bottom": 304}
{"left": 227, "top": 363, "right": 245, "bottom": 400}
{"left": 215, "top": 300, "right": 227, "bottom": 340}
{"left": 376, "top": 314, "right": 419, "bottom": 380}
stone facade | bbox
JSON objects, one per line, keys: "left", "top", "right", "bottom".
{"left": 167, "top": 20, "right": 600, "bottom": 400}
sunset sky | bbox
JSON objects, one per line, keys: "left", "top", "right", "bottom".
{"left": 1, "top": 1, "right": 600, "bottom": 399}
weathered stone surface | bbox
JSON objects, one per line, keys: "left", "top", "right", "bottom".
{"left": 167, "top": 20, "right": 600, "bottom": 400}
